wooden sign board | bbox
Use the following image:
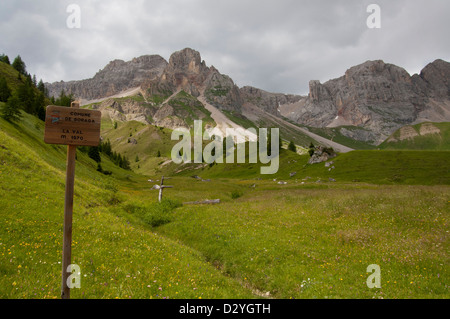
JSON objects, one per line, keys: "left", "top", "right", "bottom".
{"left": 44, "top": 105, "right": 101, "bottom": 146}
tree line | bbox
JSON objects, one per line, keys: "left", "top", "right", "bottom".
{"left": 78, "top": 138, "right": 131, "bottom": 174}
{"left": 1, "top": 53, "right": 131, "bottom": 175}
{"left": 0, "top": 54, "right": 48, "bottom": 122}
{"left": 0, "top": 54, "right": 77, "bottom": 122}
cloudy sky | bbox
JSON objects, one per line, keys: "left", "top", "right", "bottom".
{"left": 1, "top": 0, "right": 449, "bottom": 95}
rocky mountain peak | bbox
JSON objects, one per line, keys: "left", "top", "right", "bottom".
{"left": 46, "top": 54, "right": 167, "bottom": 100}
{"left": 101, "top": 59, "right": 126, "bottom": 72}
{"left": 344, "top": 60, "right": 411, "bottom": 84}
{"left": 44, "top": 48, "right": 449, "bottom": 147}
{"left": 153, "top": 48, "right": 211, "bottom": 97}
{"left": 280, "top": 59, "right": 450, "bottom": 145}
{"left": 417, "top": 59, "right": 450, "bottom": 98}
{"left": 308, "top": 80, "right": 331, "bottom": 103}
{"left": 145, "top": 48, "right": 243, "bottom": 112}
{"left": 167, "top": 48, "right": 207, "bottom": 74}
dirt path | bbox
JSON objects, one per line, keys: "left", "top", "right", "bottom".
{"left": 161, "top": 89, "right": 181, "bottom": 106}
{"left": 197, "top": 91, "right": 257, "bottom": 141}
{"left": 80, "top": 87, "right": 143, "bottom": 106}
{"left": 244, "top": 103, "right": 354, "bottom": 153}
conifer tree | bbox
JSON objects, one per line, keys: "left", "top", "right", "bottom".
{"left": 88, "top": 146, "right": 101, "bottom": 163}
{"left": 0, "top": 54, "right": 10, "bottom": 65}
{"left": 12, "top": 55, "right": 27, "bottom": 75}
{"left": 288, "top": 141, "right": 296, "bottom": 152}
{"left": 0, "top": 77, "right": 11, "bottom": 102}
{"left": 1, "top": 94, "right": 22, "bottom": 122}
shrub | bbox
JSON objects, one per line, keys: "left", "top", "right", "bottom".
{"left": 1, "top": 95, "right": 22, "bottom": 122}
{"left": 231, "top": 190, "right": 243, "bottom": 199}
{"left": 288, "top": 141, "right": 296, "bottom": 152}
{"left": 122, "top": 199, "right": 182, "bottom": 227}
{"left": 308, "top": 143, "right": 315, "bottom": 157}
{"left": 89, "top": 146, "right": 101, "bottom": 163}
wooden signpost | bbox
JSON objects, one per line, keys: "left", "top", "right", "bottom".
{"left": 44, "top": 104, "right": 101, "bottom": 146}
{"left": 44, "top": 102, "right": 101, "bottom": 299}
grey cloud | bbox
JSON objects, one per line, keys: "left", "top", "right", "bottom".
{"left": 1, "top": 0, "right": 449, "bottom": 95}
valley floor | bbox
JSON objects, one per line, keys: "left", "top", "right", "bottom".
{"left": 0, "top": 113, "right": 448, "bottom": 299}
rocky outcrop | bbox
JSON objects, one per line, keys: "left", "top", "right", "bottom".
{"left": 281, "top": 59, "right": 450, "bottom": 145}
{"left": 239, "top": 86, "right": 303, "bottom": 115}
{"left": 203, "top": 67, "right": 243, "bottom": 112}
{"left": 91, "top": 98, "right": 154, "bottom": 124}
{"left": 45, "top": 55, "right": 168, "bottom": 100}
{"left": 144, "top": 48, "right": 243, "bottom": 112}
{"left": 308, "top": 145, "right": 337, "bottom": 164}
{"left": 414, "top": 59, "right": 450, "bottom": 99}
{"left": 386, "top": 122, "right": 441, "bottom": 143}
{"left": 46, "top": 49, "right": 449, "bottom": 146}
{"left": 147, "top": 48, "right": 209, "bottom": 97}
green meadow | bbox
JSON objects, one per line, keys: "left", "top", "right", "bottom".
{"left": 0, "top": 112, "right": 449, "bottom": 299}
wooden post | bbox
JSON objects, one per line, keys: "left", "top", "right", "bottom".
{"left": 158, "top": 176, "right": 164, "bottom": 202}
{"left": 44, "top": 100, "right": 101, "bottom": 299}
{"left": 157, "top": 176, "right": 173, "bottom": 202}
{"left": 61, "top": 101, "right": 79, "bottom": 299}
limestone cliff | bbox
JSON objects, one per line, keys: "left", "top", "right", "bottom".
{"left": 45, "top": 55, "right": 167, "bottom": 100}
{"left": 143, "top": 48, "right": 243, "bottom": 112}
{"left": 280, "top": 59, "right": 450, "bottom": 144}
{"left": 45, "top": 50, "right": 450, "bottom": 146}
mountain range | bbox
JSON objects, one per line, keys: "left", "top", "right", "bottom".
{"left": 45, "top": 48, "right": 450, "bottom": 147}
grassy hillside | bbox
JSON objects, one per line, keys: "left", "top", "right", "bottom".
{"left": 100, "top": 120, "right": 178, "bottom": 176}
{"left": 379, "top": 122, "right": 450, "bottom": 150}
{"left": 0, "top": 112, "right": 255, "bottom": 298}
{"left": 174, "top": 148, "right": 450, "bottom": 186}
{"left": 1, "top": 110, "right": 449, "bottom": 299}
{"left": 305, "top": 125, "right": 378, "bottom": 150}
{"left": 168, "top": 90, "right": 214, "bottom": 127}
{"left": 0, "top": 61, "right": 25, "bottom": 93}
{"left": 249, "top": 114, "right": 317, "bottom": 149}
{"left": 157, "top": 182, "right": 449, "bottom": 299}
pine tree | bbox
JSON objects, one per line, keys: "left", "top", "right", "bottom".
{"left": 288, "top": 141, "right": 296, "bottom": 152}
{"left": 0, "top": 77, "right": 11, "bottom": 102}
{"left": 0, "top": 54, "right": 10, "bottom": 65}
{"left": 122, "top": 156, "right": 131, "bottom": 170}
{"left": 17, "top": 81, "right": 35, "bottom": 114}
{"left": 88, "top": 146, "right": 101, "bottom": 163}
{"left": 102, "top": 139, "right": 112, "bottom": 156}
{"left": 1, "top": 95, "right": 22, "bottom": 122}
{"left": 55, "top": 89, "right": 73, "bottom": 107}
{"left": 34, "top": 92, "right": 46, "bottom": 121}
{"left": 117, "top": 153, "right": 123, "bottom": 167}
{"left": 37, "top": 79, "right": 46, "bottom": 95}
{"left": 12, "top": 55, "right": 27, "bottom": 75}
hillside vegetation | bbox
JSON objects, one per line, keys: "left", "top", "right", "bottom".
{"left": 1, "top": 109, "right": 449, "bottom": 299}
{"left": 379, "top": 122, "right": 450, "bottom": 150}
{"left": 173, "top": 147, "right": 450, "bottom": 186}
{"left": 0, "top": 112, "right": 255, "bottom": 298}
{"left": 1, "top": 57, "right": 449, "bottom": 299}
